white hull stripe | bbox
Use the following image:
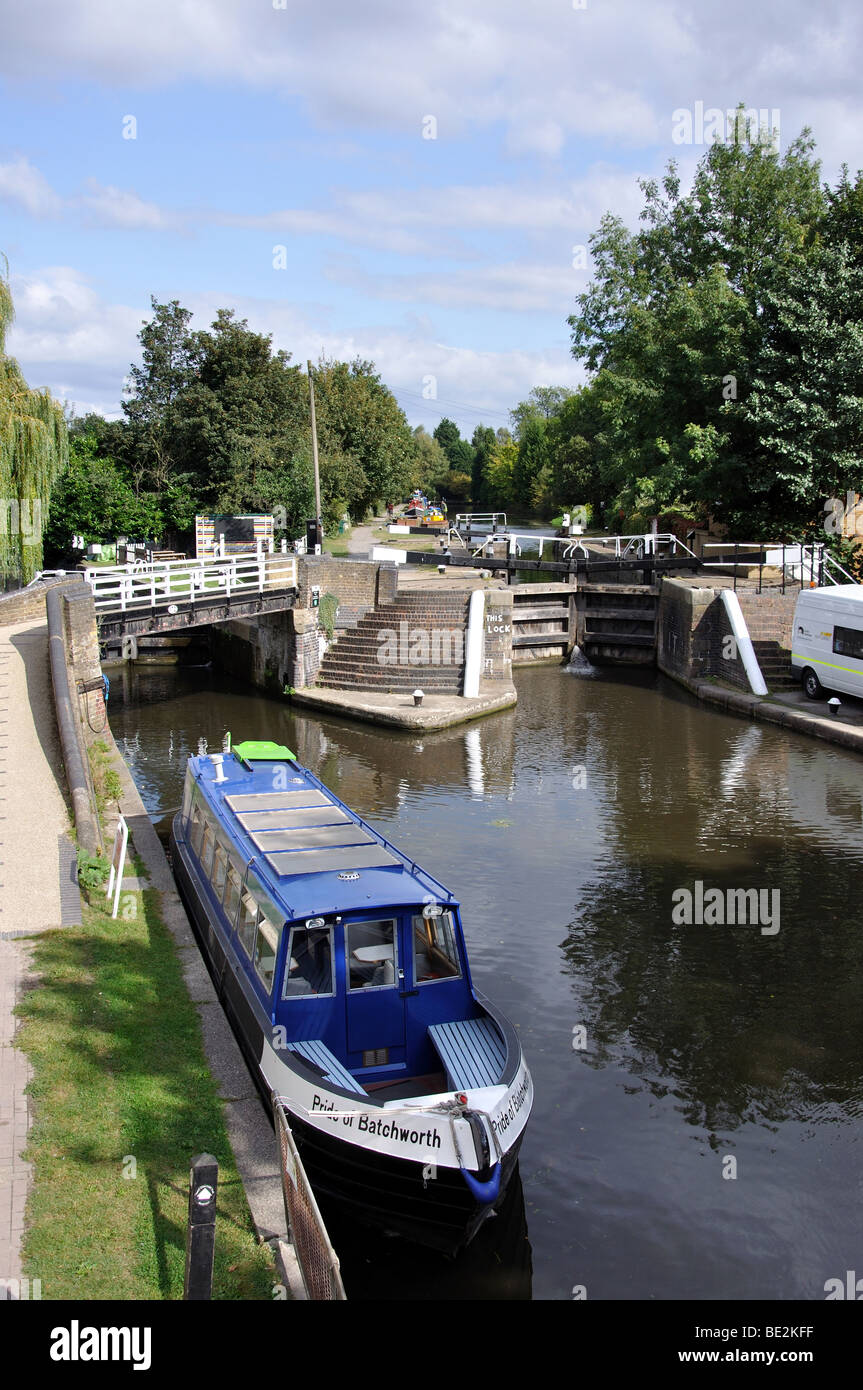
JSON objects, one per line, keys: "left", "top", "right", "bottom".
{"left": 260, "top": 1040, "right": 532, "bottom": 1170}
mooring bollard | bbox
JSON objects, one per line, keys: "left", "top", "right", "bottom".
{"left": 184, "top": 1153, "right": 219, "bottom": 1300}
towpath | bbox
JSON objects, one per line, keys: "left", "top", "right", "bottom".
{"left": 0, "top": 616, "right": 78, "bottom": 1289}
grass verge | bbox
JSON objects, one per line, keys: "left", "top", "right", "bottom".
{"left": 16, "top": 880, "right": 278, "bottom": 1300}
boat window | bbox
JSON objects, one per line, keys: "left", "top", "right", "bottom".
{"left": 211, "top": 843, "right": 228, "bottom": 899}
{"left": 200, "top": 822, "right": 216, "bottom": 879}
{"left": 346, "top": 919, "right": 397, "bottom": 990}
{"left": 189, "top": 801, "right": 205, "bottom": 857}
{"left": 181, "top": 772, "right": 194, "bottom": 824}
{"left": 223, "top": 860, "right": 243, "bottom": 929}
{"left": 254, "top": 908, "right": 283, "bottom": 994}
{"left": 412, "top": 911, "right": 461, "bottom": 983}
{"left": 283, "top": 925, "right": 335, "bottom": 998}
{"left": 833, "top": 625, "right": 863, "bottom": 660}
{"left": 237, "top": 891, "right": 259, "bottom": 958}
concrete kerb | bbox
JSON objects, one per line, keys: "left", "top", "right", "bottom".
{"left": 665, "top": 667, "right": 863, "bottom": 755}
{"left": 289, "top": 683, "right": 517, "bottom": 730}
{"left": 98, "top": 728, "right": 307, "bottom": 1299}
{"left": 44, "top": 585, "right": 102, "bottom": 858}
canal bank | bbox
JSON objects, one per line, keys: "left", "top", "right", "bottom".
{"left": 0, "top": 588, "right": 305, "bottom": 1300}
{"left": 665, "top": 667, "right": 863, "bottom": 755}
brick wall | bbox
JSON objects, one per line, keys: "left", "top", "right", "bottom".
{"left": 0, "top": 575, "right": 81, "bottom": 627}
{"left": 658, "top": 579, "right": 799, "bottom": 689}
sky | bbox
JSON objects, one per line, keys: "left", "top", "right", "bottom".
{"left": 1, "top": 0, "right": 862, "bottom": 440}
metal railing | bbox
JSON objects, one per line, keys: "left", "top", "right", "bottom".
{"left": 274, "top": 1098, "right": 346, "bottom": 1301}
{"left": 83, "top": 553, "right": 298, "bottom": 613}
{"left": 454, "top": 512, "right": 507, "bottom": 532}
{"left": 594, "top": 532, "right": 699, "bottom": 560}
{"left": 700, "top": 541, "right": 859, "bottom": 593}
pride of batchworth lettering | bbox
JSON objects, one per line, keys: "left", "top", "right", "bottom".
{"left": 50, "top": 1322, "right": 152, "bottom": 1371}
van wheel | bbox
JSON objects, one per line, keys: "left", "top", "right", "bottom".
{"left": 802, "top": 668, "right": 824, "bottom": 700}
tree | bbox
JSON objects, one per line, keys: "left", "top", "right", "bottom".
{"left": 470, "top": 424, "right": 496, "bottom": 505}
{"left": 0, "top": 262, "right": 67, "bottom": 584}
{"left": 567, "top": 122, "right": 828, "bottom": 531}
{"left": 44, "top": 431, "right": 161, "bottom": 552}
{"left": 411, "top": 426, "right": 450, "bottom": 496}
{"left": 122, "top": 297, "right": 195, "bottom": 496}
{"left": 309, "top": 357, "right": 416, "bottom": 518}
{"left": 483, "top": 439, "right": 518, "bottom": 507}
{"left": 510, "top": 386, "right": 572, "bottom": 442}
{"left": 715, "top": 238, "right": 863, "bottom": 534}
{"left": 513, "top": 416, "right": 551, "bottom": 510}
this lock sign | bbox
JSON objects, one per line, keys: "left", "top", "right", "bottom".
{"left": 311, "top": 586, "right": 321, "bottom": 608}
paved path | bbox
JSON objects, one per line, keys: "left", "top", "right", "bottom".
{"left": 0, "top": 618, "right": 73, "bottom": 1291}
{"left": 346, "top": 519, "right": 381, "bottom": 557}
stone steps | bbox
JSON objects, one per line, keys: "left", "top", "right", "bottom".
{"left": 316, "top": 590, "right": 470, "bottom": 694}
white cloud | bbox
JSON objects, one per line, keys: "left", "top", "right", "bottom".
{"left": 6, "top": 0, "right": 848, "bottom": 156}
{"left": 0, "top": 156, "right": 64, "bottom": 218}
{"left": 78, "top": 180, "right": 179, "bottom": 230}
{"left": 325, "top": 257, "right": 587, "bottom": 313}
{"left": 4, "top": 268, "right": 582, "bottom": 434}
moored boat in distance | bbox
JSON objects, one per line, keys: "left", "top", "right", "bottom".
{"left": 170, "top": 738, "right": 533, "bottom": 1252}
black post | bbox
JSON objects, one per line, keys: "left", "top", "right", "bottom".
{"left": 184, "top": 1153, "right": 219, "bottom": 1300}
{"left": 734, "top": 543, "right": 738, "bottom": 592}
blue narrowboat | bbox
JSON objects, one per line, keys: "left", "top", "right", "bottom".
{"left": 170, "top": 738, "right": 533, "bottom": 1252}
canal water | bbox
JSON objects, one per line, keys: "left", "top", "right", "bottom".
{"left": 107, "top": 659, "right": 863, "bottom": 1301}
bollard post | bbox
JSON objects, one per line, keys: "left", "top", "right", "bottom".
{"left": 184, "top": 1153, "right": 219, "bottom": 1300}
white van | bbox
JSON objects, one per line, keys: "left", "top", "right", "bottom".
{"left": 791, "top": 585, "right": 863, "bottom": 699}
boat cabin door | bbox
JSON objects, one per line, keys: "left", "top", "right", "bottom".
{"left": 344, "top": 917, "right": 406, "bottom": 1060}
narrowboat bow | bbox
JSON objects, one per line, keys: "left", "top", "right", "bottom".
{"left": 170, "top": 738, "right": 532, "bottom": 1252}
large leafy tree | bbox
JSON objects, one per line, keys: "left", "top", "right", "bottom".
{"left": 122, "top": 297, "right": 195, "bottom": 496}
{"left": 567, "top": 121, "right": 828, "bottom": 532}
{"left": 411, "top": 426, "right": 450, "bottom": 496}
{"left": 470, "top": 424, "right": 496, "bottom": 506}
{"left": 309, "top": 357, "right": 415, "bottom": 517}
{"left": 0, "top": 263, "right": 67, "bottom": 584}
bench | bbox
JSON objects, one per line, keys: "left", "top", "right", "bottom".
{"left": 428, "top": 1018, "right": 506, "bottom": 1091}
{"left": 287, "top": 1039, "right": 366, "bottom": 1096}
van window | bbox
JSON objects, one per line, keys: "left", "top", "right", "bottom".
{"left": 833, "top": 625, "right": 863, "bottom": 660}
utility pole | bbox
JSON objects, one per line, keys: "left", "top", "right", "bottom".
{"left": 308, "top": 360, "right": 322, "bottom": 541}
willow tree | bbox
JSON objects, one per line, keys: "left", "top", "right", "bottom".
{"left": 0, "top": 263, "right": 68, "bottom": 585}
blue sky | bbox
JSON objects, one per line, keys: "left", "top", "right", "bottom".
{"left": 1, "top": 0, "right": 862, "bottom": 438}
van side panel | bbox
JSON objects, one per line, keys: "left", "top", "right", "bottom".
{"left": 792, "top": 592, "right": 863, "bottom": 697}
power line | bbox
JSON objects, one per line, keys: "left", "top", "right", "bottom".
{"left": 395, "top": 388, "right": 512, "bottom": 423}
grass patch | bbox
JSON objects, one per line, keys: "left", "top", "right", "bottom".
{"left": 16, "top": 884, "right": 277, "bottom": 1300}
{"left": 323, "top": 535, "right": 352, "bottom": 558}
{"left": 87, "top": 740, "right": 123, "bottom": 819}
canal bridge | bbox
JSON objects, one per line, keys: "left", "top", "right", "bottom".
{"left": 84, "top": 552, "right": 300, "bottom": 642}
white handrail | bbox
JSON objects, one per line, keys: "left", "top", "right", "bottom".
{"left": 84, "top": 553, "right": 298, "bottom": 613}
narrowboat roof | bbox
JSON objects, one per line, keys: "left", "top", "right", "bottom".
{"left": 188, "top": 748, "right": 457, "bottom": 920}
